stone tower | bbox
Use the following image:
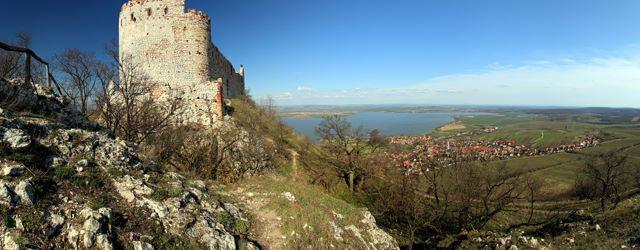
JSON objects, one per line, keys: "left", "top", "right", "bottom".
{"left": 119, "top": 0, "right": 245, "bottom": 125}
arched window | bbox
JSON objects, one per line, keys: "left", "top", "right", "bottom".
{"left": 131, "top": 13, "right": 135, "bottom": 21}
{"left": 147, "top": 8, "right": 152, "bottom": 17}
{"left": 164, "top": 7, "right": 169, "bottom": 15}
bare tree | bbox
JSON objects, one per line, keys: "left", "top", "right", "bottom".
{"left": 94, "top": 40, "right": 181, "bottom": 144}
{"left": 315, "top": 115, "right": 380, "bottom": 192}
{"left": 441, "top": 162, "right": 522, "bottom": 231}
{"left": 369, "top": 171, "right": 431, "bottom": 249}
{"left": 0, "top": 33, "right": 32, "bottom": 80}
{"left": 579, "top": 150, "right": 632, "bottom": 211}
{"left": 55, "top": 49, "right": 98, "bottom": 116}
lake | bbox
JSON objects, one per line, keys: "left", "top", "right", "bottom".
{"left": 283, "top": 112, "right": 486, "bottom": 141}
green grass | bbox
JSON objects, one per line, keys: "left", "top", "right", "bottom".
{"left": 442, "top": 114, "right": 608, "bottom": 147}
{"left": 225, "top": 174, "right": 377, "bottom": 248}
{"left": 446, "top": 114, "right": 640, "bottom": 200}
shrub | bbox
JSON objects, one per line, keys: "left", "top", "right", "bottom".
{"left": 3, "top": 217, "right": 16, "bottom": 228}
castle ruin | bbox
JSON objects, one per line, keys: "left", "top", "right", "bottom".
{"left": 119, "top": 0, "right": 245, "bottom": 125}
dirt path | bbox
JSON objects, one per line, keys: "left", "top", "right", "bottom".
{"left": 229, "top": 187, "right": 286, "bottom": 250}
{"left": 289, "top": 149, "right": 299, "bottom": 176}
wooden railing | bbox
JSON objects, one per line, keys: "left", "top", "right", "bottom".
{"left": 0, "top": 41, "right": 65, "bottom": 97}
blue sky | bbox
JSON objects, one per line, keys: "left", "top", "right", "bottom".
{"left": 2, "top": 0, "right": 640, "bottom": 107}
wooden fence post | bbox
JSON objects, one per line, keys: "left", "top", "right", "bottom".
{"left": 24, "top": 54, "right": 32, "bottom": 86}
{"left": 45, "top": 64, "right": 51, "bottom": 88}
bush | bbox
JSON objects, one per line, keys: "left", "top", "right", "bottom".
{"left": 3, "top": 217, "right": 16, "bottom": 228}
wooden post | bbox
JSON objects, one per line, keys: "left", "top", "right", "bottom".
{"left": 24, "top": 54, "right": 32, "bottom": 86}
{"left": 217, "top": 78, "right": 224, "bottom": 121}
{"left": 45, "top": 64, "right": 51, "bottom": 88}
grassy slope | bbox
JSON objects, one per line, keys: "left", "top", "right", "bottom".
{"left": 217, "top": 174, "right": 377, "bottom": 249}
{"left": 221, "top": 98, "right": 392, "bottom": 249}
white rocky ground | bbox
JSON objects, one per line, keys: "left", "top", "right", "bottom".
{"left": 0, "top": 80, "right": 257, "bottom": 249}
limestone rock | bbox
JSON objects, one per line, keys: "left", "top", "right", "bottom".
{"left": 113, "top": 175, "right": 153, "bottom": 202}
{"left": 2, "top": 162, "right": 25, "bottom": 177}
{"left": 73, "top": 207, "right": 115, "bottom": 249}
{"left": 76, "top": 159, "right": 90, "bottom": 172}
{"left": 15, "top": 179, "right": 35, "bottom": 205}
{"left": 329, "top": 221, "right": 344, "bottom": 242}
{"left": 190, "top": 180, "right": 207, "bottom": 192}
{"left": 2, "top": 232, "right": 21, "bottom": 250}
{"left": 281, "top": 192, "right": 296, "bottom": 202}
{"left": 96, "top": 234, "right": 113, "bottom": 250}
{"left": 67, "top": 227, "right": 81, "bottom": 249}
{"left": 223, "top": 203, "right": 242, "bottom": 219}
{"left": 133, "top": 241, "right": 154, "bottom": 250}
{"left": 0, "top": 181, "right": 13, "bottom": 205}
{"left": 2, "top": 128, "right": 31, "bottom": 150}
{"left": 187, "top": 217, "right": 236, "bottom": 250}
{"left": 83, "top": 218, "right": 102, "bottom": 248}
{"left": 47, "top": 213, "right": 65, "bottom": 237}
{"left": 48, "top": 157, "right": 65, "bottom": 168}
{"left": 360, "top": 210, "right": 399, "bottom": 249}
{"left": 498, "top": 236, "right": 512, "bottom": 246}
{"left": 141, "top": 197, "right": 169, "bottom": 218}
{"left": 98, "top": 207, "right": 113, "bottom": 221}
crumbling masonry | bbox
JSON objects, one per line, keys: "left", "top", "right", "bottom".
{"left": 119, "top": 0, "right": 245, "bottom": 125}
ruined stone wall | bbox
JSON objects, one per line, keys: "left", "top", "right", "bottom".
{"left": 120, "top": 0, "right": 212, "bottom": 94}
{"left": 119, "top": 0, "right": 245, "bottom": 125}
{"left": 210, "top": 44, "right": 245, "bottom": 99}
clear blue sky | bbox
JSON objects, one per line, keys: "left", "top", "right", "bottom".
{"left": 2, "top": 0, "right": 640, "bottom": 107}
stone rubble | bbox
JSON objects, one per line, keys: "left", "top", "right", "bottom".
{"left": 14, "top": 179, "right": 35, "bottom": 205}
{"left": 1, "top": 161, "right": 25, "bottom": 177}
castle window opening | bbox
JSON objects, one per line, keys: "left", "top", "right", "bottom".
{"left": 147, "top": 8, "right": 152, "bottom": 17}
{"left": 131, "top": 13, "right": 136, "bottom": 22}
{"left": 164, "top": 7, "right": 169, "bottom": 15}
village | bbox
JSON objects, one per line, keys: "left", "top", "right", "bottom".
{"left": 388, "top": 126, "right": 601, "bottom": 172}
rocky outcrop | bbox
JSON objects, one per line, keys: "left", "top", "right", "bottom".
{"left": 66, "top": 207, "right": 114, "bottom": 249}
{"left": 360, "top": 211, "right": 399, "bottom": 250}
{"left": 0, "top": 80, "right": 256, "bottom": 249}
{"left": 14, "top": 179, "right": 35, "bottom": 205}
{"left": 112, "top": 172, "right": 255, "bottom": 249}
{"left": 1, "top": 128, "right": 31, "bottom": 150}
{"left": 1, "top": 161, "right": 25, "bottom": 177}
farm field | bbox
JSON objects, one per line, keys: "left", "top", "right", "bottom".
{"left": 453, "top": 114, "right": 640, "bottom": 200}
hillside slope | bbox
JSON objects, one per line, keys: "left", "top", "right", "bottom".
{"left": 0, "top": 79, "right": 397, "bottom": 249}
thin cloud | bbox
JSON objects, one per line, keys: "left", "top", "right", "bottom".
{"left": 265, "top": 51, "right": 640, "bottom": 107}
